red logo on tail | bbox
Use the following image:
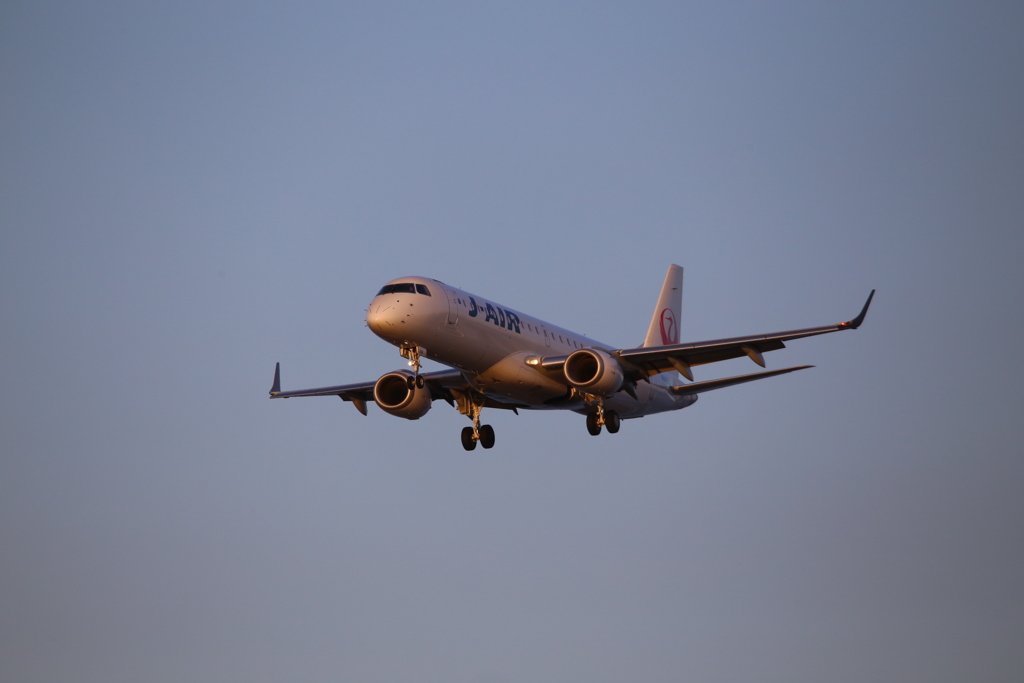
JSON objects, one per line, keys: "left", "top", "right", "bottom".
{"left": 659, "top": 308, "right": 678, "bottom": 345}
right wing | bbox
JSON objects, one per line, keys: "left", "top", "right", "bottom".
{"left": 268, "top": 362, "right": 469, "bottom": 415}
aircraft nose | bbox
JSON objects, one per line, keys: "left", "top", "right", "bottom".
{"left": 366, "top": 300, "right": 402, "bottom": 338}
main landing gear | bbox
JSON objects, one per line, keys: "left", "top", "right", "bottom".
{"left": 455, "top": 390, "right": 495, "bottom": 451}
{"left": 461, "top": 423, "right": 495, "bottom": 451}
{"left": 585, "top": 402, "right": 621, "bottom": 436}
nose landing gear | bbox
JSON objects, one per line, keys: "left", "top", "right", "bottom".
{"left": 399, "top": 344, "right": 426, "bottom": 388}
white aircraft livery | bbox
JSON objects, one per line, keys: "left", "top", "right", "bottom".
{"left": 270, "top": 265, "right": 874, "bottom": 450}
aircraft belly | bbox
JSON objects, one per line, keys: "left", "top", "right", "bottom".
{"left": 604, "top": 382, "right": 695, "bottom": 417}
{"left": 471, "top": 351, "right": 568, "bottom": 405}
{"left": 604, "top": 391, "right": 648, "bottom": 417}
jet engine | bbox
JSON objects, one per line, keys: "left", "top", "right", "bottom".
{"left": 373, "top": 371, "right": 432, "bottom": 419}
{"left": 563, "top": 348, "right": 624, "bottom": 397}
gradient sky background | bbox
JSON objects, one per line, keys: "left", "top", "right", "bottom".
{"left": 2, "top": 2, "right": 1023, "bottom": 682}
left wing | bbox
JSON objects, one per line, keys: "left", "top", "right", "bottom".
{"left": 540, "top": 290, "right": 874, "bottom": 382}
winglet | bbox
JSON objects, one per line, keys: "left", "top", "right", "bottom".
{"left": 270, "top": 362, "right": 281, "bottom": 396}
{"left": 840, "top": 290, "right": 875, "bottom": 330}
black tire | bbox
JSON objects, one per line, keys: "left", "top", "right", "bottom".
{"left": 479, "top": 424, "right": 495, "bottom": 449}
{"left": 415, "top": 374, "right": 425, "bottom": 389}
{"left": 406, "top": 375, "right": 416, "bottom": 390}
{"left": 461, "top": 426, "right": 477, "bottom": 451}
{"left": 586, "top": 412, "right": 602, "bottom": 436}
{"left": 605, "top": 410, "right": 620, "bottom": 434}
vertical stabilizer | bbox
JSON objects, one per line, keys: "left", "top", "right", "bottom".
{"left": 643, "top": 264, "right": 683, "bottom": 348}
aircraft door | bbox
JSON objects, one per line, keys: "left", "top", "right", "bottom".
{"left": 441, "top": 285, "right": 459, "bottom": 325}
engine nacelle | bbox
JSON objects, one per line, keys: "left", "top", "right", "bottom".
{"left": 563, "top": 348, "right": 624, "bottom": 398}
{"left": 373, "top": 371, "right": 432, "bottom": 420}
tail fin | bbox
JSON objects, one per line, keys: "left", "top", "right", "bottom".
{"left": 643, "top": 264, "right": 683, "bottom": 347}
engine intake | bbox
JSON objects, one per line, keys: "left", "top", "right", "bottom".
{"left": 373, "top": 371, "right": 432, "bottom": 419}
{"left": 563, "top": 348, "right": 624, "bottom": 398}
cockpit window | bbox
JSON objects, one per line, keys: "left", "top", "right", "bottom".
{"left": 377, "top": 283, "right": 431, "bottom": 296}
{"left": 376, "top": 283, "right": 416, "bottom": 296}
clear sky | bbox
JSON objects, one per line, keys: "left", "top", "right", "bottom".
{"left": 2, "top": 2, "right": 1023, "bottom": 681}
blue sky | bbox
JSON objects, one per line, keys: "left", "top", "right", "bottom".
{"left": 2, "top": 2, "right": 1023, "bottom": 681}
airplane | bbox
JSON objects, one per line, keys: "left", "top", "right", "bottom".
{"left": 270, "top": 265, "right": 874, "bottom": 450}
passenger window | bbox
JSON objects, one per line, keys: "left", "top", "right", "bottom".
{"left": 416, "top": 284, "right": 431, "bottom": 296}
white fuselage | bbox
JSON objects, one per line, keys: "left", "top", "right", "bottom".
{"left": 365, "top": 276, "right": 694, "bottom": 418}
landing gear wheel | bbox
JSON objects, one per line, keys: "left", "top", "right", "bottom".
{"left": 479, "top": 424, "right": 495, "bottom": 449}
{"left": 406, "top": 375, "right": 416, "bottom": 390}
{"left": 461, "top": 426, "right": 477, "bottom": 451}
{"left": 586, "top": 412, "right": 602, "bottom": 436}
{"left": 605, "top": 410, "right": 620, "bottom": 434}
{"left": 415, "top": 375, "right": 425, "bottom": 389}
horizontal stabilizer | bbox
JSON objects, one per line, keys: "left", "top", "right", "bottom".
{"left": 671, "top": 365, "right": 813, "bottom": 396}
